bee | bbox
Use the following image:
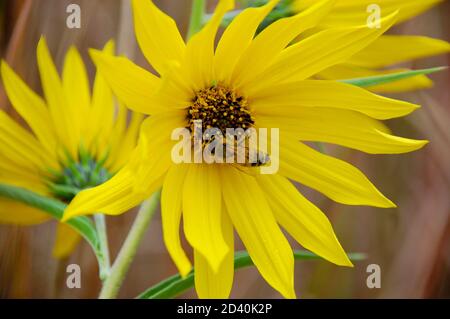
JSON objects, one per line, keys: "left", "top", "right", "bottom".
{"left": 221, "top": 134, "right": 271, "bottom": 167}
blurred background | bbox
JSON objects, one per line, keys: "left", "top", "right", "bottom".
{"left": 0, "top": 0, "right": 448, "bottom": 299}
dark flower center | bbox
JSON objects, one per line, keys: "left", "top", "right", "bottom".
{"left": 187, "top": 85, "right": 254, "bottom": 134}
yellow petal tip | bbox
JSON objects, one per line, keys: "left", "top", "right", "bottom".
{"left": 179, "top": 265, "right": 193, "bottom": 278}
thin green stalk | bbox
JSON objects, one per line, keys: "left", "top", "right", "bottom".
{"left": 187, "top": 0, "right": 206, "bottom": 39}
{"left": 94, "top": 214, "right": 111, "bottom": 280}
{"left": 137, "top": 251, "right": 367, "bottom": 299}
{"left": 99, "top": 190, "right": 161, "bottom": 299}
{"left": 0, "top": 184, "right": 109, "bottom": 278}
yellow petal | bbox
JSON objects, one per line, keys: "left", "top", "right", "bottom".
{"left": 234, "top": 0, "right": 334, "bottom": 90}
{"left": 194, "top": 210, "right": 234, "bottom": 299}
{"left": 184, "top": 0, "right": 234, "bottom": 91}
{"left": 255, "top": 108, "right": 428, "bottom": 154}
{"left": 62, "top": 46, "right": 91, "bottom": 146}
{"left": 347, "top": 35, "right": 450, "bottom": 69}
{"left": 214, "top": 0, "right": 279, "bottom": 85}
{"left": 161, "top": 163, "right": 192, "bottom": 277}
{"left": 221, "top": 166, "right": 296, "bottom": 299}
{"left": 63, "top": 167, "right": 157, "bottom": 220}
{"left": 107, "top": 110, "right": 144, "bottom": 173}
{"left": 257, "top": 174, "right": 352, "bottom": 267}
{"left": 89, "top": 49, "right": 164, "bottom": 114}
{"left": 1, "top": 61, "right": 57, "bottom": 156}
{"left": 131, "top": 0, "right": 185, "bottom": 75}
{"left": 251, "top": 80, "right": 419, "bottom": 120}
{"left": 0, "top": 198, "right": 50, "bottom": 225}
{"left": 86, "top": 40, "right": 116, "bottom": 153}
{"left": 37, "top": 37, "right": 77, "bottom": 159}
{"left": 0, "top": 156, "right": 45, "bottom": 192}
{"left": 104, "top": 103, "right": 128, "bottom": 170}
{"left": 132, "top": 111, "right": 185, "bottom": 192}
{"left": 182, "top": 164, "right": 229, "bottom": 272}
{"left": 278, "top": 138, "right": 395, "bottom": 207}
{"left": 317, "top": 64, "right": 433, "bottom": 93}
{"left": 0, "top": 110, "right": 50, "bottom": 169}
{"left": 296, "top": 0, "right": 444, "bottom": 27}
{"left": 246, "top": 12, "right": 398, "bottom": 95}
{"left": 52, "top": 223, "right": 81, "bottom": 258}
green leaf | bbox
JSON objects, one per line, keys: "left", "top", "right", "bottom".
{"left": 0, "top": 183, "right": 108, "bottom": 278}
{"left": 137, "top": 250, "right": 366, "bottom": 299}
{"left": 341, "top": 66, "right": 447, "bottom": 87}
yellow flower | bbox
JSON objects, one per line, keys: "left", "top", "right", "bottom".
{"left": 291, "top": 0, "right": 450, "bottom": 92}
{"left": 0, "top": 38, "right": 143, "bottom": 258}
{"left": 64, "top": 0, "right": 427, "bottom": 298}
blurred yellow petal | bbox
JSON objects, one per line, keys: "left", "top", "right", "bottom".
{"left": 107, "top": 111, "right": 145, "bottom": 172}
{"left": 161, "top": 163, "right": 192, "bottom": 277}
{"left": 0, "top": 110, "right": 50, "bottom": 169}
{"left": 131, "top": 0, "right": 185, "bottom": 75}
{"left": 293, "top": 0, "right": 444, "bottom": 27}
{"left": 194, "top": 210, "right": 234, "bottom": 299}
{"left": 1, "top": 61, "right": 57, "bottom": 156}
{"left": 251, "top": 80, "right": 419, "bottom": 120}
{"left": 62, "top": 46, "right": 91, "bottom": 146}
{"left": 0, "top": 156, "right": 44, "bottom": 192}
{"left": 89, "top": 49, "right": 164, "bottom": 114}
{"left": 278, "top": 138, "right": 395, "bottom": 207}
{"left": 257, "top": 174, "right": 352, "bottom": 267}
{"left": 317, "top": 64, "right": 433, "bottom": 93}
{"left": 221, "top": 166, "right": 296, "bottom": 299}
{"left": 348, "top": 35, "right": 450, "bottom": 68}
{"left": 87, "top": 40, "right": 116, "bottom": 154}
{"left": 103, "top": 103, "right": 127, "bottom": 170}
{"left": 52, "top": 223, "right": 81, "bottom": 258}
{"left": 182, "top": 164, "right": 228, "bottom": 272}
{"left": 37, "top": 37, "right": 77, "bottom": 158}
{"left": 256, "top": 108, "right": 428, "bottom": 154}
{"left": 247, "top": 12, "right": 398, "bottom": 95}
{"left": 0, "top": 198, "right": 50, "bottom": 225}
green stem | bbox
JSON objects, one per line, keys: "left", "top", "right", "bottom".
{"left": 98, "top": 190, "right": 161, "bottom": 299}
{"left": 0, "top": 183, "right": 108, "bottom": 278}
{"left": 187, "top": 0, "right": 206, "bottom": 39}
{"left": 94, "top": 214, "right": 111, "bottom": 280}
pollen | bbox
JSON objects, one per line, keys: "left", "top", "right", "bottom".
{"left": 187, "top": 85, "right": 254, "bottom": 134}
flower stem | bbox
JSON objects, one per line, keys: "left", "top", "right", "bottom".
{"left": 94, "top": 214, "right": 111, "bottom": 280}
{"left": 187, "top": 0, "right": 206, "bottom": 39}
{"left": 98, "top": 190, "right": 161, "bottom": 299}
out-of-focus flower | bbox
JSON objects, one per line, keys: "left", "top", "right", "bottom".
{"left": 248, "top": 0, "right": 450, "bottom": 92}
{"left": 0, "top": 38, "right": 143, "bottom": 258}
{"left": 64, "top": 0, "right": 427, "bottom": 298}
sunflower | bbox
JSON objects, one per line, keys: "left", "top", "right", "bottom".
{"left": 289, "top": 0, "right": 450, "bottom": 93}
{"left": 0, "top": 38, "right": 142, "bottom": 258}
{"left": 64, "top": 0, "right": 427, "bottom": 298}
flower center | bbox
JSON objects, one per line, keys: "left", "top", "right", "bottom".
{"left": 185, "top": 85, "right": 271, "bottom": 166}
{"left": 187, "top": 85, "right": 254, "bottom": 134}
{"left": 48, "top": 151, "right": 111, "bottom": 202}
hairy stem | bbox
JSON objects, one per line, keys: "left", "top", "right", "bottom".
{"left": 98, "top": 190, "right": 161, "bottom": 299}
{"left": 94, "top": 214, "right": 111, "bottom": 280}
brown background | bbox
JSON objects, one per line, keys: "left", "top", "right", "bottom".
{"left": 0, "top": 0, "right": 448, "bottom": 298}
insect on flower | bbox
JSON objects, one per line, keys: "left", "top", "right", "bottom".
{"left": 63, "top": 0, "right": 428, "bottom": 298}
